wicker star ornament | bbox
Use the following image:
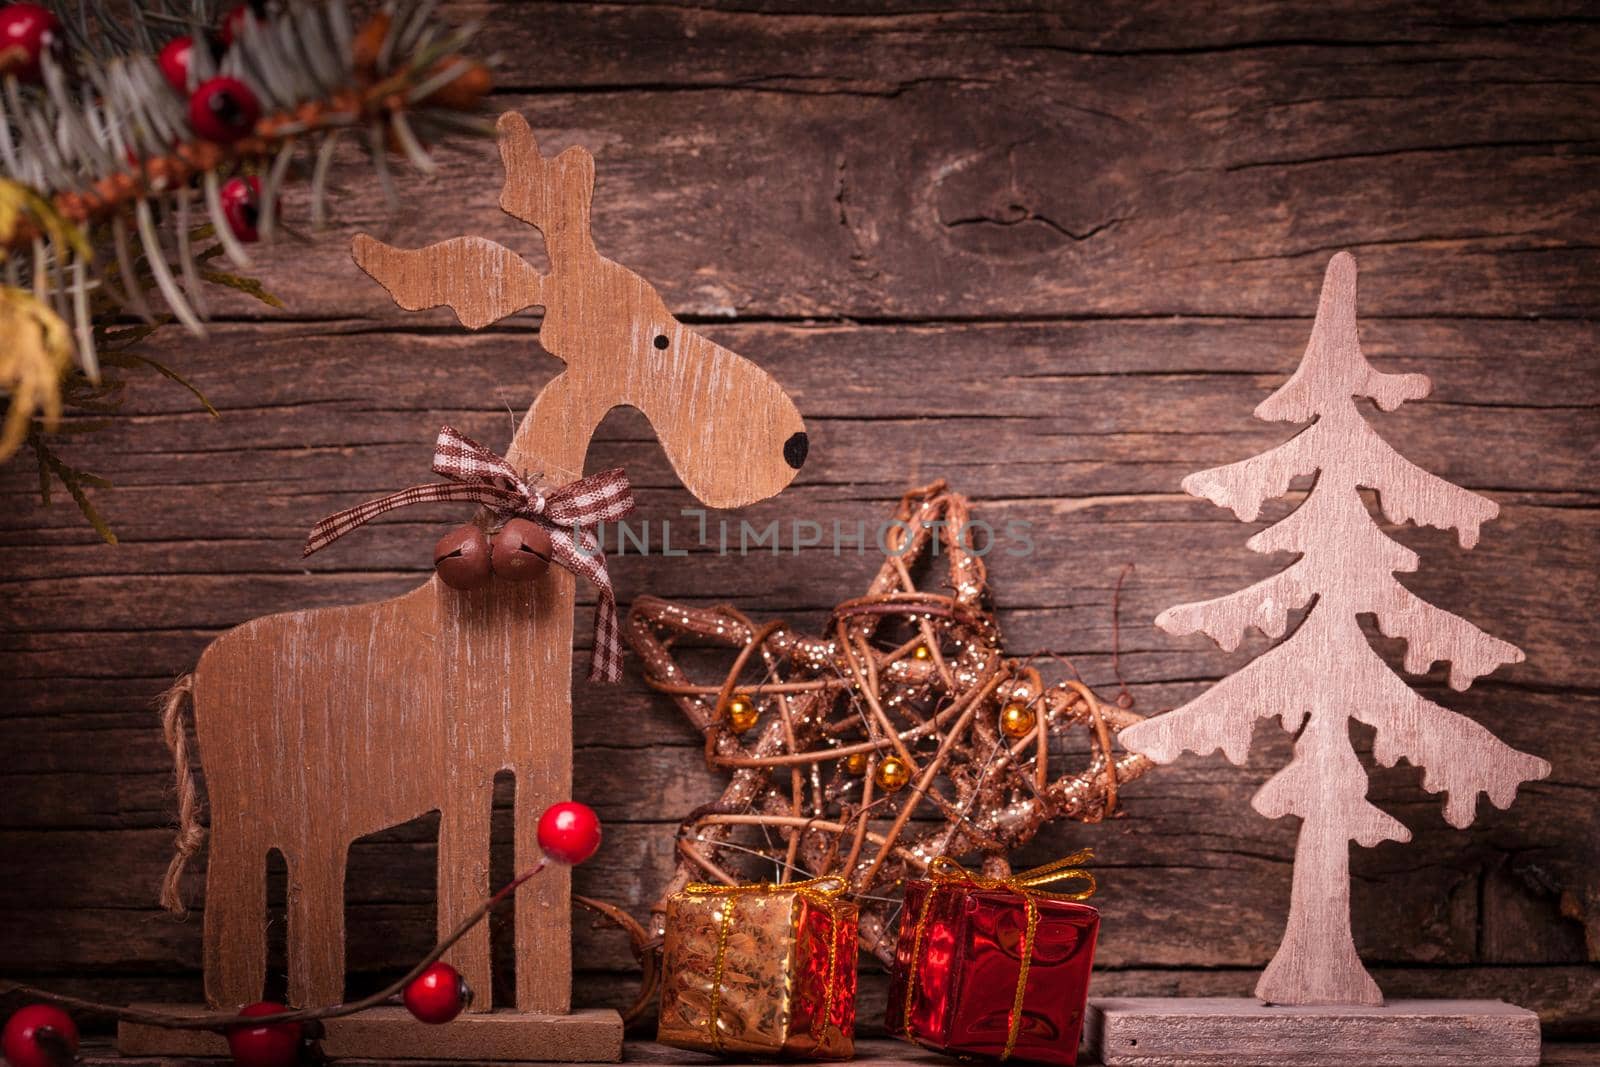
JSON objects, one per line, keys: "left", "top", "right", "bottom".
{"left": 624, "top": 482, "right": 1154, "bottom": 962}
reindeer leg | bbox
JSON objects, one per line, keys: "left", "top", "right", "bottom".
{"left": 203, "top": 818, "right": 267, "bottom": 1009}
{"left": 286, "top": 843, "right": 349, "bottom": 1008}
{"left": 438, "top": 784, "right": 493, "bottom": 1011}
{"left": 514, "top": 771, "right": 570, "bottom": 1013}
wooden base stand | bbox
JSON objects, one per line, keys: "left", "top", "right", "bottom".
{"left": 118, "top": 1005, "right": 624, "bottom": 1063}
{"left": 1085, "top": 997, "right": 1540, "bottom": 1066}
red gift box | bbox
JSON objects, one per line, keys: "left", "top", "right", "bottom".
{"left": 886, "top": 853, "right": 1099, "bottom": 1065}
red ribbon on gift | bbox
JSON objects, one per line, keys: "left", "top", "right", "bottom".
{"left": 303, "top": 425, "right": 636, "bottom": 682}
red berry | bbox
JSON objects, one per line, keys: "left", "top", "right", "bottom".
{"left": 158, "top": 35, "right": 197, "bottom": 92}
{"left": 221, "top": 175, "right": 275, "bottom": 241}
{"left": 2, "top": 1004, "right": 80, "bottom": 1067}
{"left": 219, "top": 3, "right": 261, "bottom": 48}
{"left": 226, "top": 1001, "right": 302, "bottom": 1067}
{"left": 188, "top": 75, "right": 260, "bottom": 144}
{"left": 0, "top": 3, "right": 62, "bottom": 84}
{"left": 537, "top": 801, "right": 602, "bottom": 865}
{"left": 159, "top": 32, "right": 225, "bottom": 92}
{"left": 404, "top": 961, "right": 473, "bottom": 1024}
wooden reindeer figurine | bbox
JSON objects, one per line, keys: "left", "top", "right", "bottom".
{"left": 159, "top": 112, "right": 807, "bottom": 1039}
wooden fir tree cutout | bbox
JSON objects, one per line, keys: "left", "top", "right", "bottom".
{"left": 1119, "top": 253, "right": 1550, "bottom": 1008}
{"left": 142, "top": 111, "right": 805, "bottom": 1061}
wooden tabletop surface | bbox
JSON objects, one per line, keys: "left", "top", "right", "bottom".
{"left": 70, "top": 1038, "right": 1600, "bottom": 1066}
{"left": 2, "top": 0, "right": 1596, "bottom": 1040}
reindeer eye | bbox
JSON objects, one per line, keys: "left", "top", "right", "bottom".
{"left": 653, "top": 334, "right": 669, "bottom": 350}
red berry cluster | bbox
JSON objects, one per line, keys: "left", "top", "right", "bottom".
{"left": 155, "top": 4, "right": 265, "bottom": 147}
{"left": 0, "top": 2, "right": 278, "bottom": 244}
{"left": 187, "top": 73, "right": 260, "bottom": 144}
{"left": 167, "top": 6, "right": 277, "bottom": 244}
{"left": 1, "top": 2, "right": 265, "bottom": 151}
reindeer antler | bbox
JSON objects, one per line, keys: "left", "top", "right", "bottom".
{"left": 350, "top": 113, "right": 602, "bottom": 331}
{"left": 495, "top": 113, "right": 596, "bottom": 256}
{"left": 351, "top": 234, "right": 542, "bottom": 330}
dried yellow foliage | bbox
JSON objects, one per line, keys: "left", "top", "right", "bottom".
{"left": 0, "top": 177, "right": 90, "bottom": 260}
{"left": 0, "top": 284, "right": 71, "bottom": 461}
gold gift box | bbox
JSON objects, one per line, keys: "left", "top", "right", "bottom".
{"left": 657, "top": 878, "right": 858, "bottom": 1059}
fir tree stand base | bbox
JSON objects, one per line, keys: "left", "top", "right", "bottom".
{"left": 116, "top": 1005, "right": 624, "bottom": 1063}
{"left": 1085, "top": 998, "right": 1540, "bottom": 1066}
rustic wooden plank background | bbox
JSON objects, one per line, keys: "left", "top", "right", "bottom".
{"left": 3, "top": 0, "right": 1597, "bottom": 1040}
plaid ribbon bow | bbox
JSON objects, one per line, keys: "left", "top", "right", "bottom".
{"left": 303, "top": 425, "right": 636, "bottom": 682}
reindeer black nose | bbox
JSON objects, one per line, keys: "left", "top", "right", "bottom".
{"left": 783, "top": 432, "right": 809, "bottom": 470}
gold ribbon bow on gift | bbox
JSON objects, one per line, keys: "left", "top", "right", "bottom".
{"left": 903, "top": 851, "right": 1097, "bottom": 1061}
{"left": 683, "top": 876, "right": 850, "bottom": 1051}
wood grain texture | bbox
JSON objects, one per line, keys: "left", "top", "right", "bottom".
{"left": 1118, "top": 254, "right": 1551, "bottom": 1006}
{"left": 1085, "top": 997, "right": 1541, "bottom": 1066}
{"left": 168, "top": 107, "right": 802, "bottom": 1033}
{"left": 2, "top": 0, "right": 1597, "bottom": 1038}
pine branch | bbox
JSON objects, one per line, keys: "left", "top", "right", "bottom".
{"left": 1, "top": 0, "right": 493, "bottom": 535}
{"left": 1, "top": 1, "right": 490, "bottom": 356}
{"left": 100, "top": 349, "right": 219, "bottom": 418}
{"left": 29, "top": 427, "right": 116, "bottom": 542}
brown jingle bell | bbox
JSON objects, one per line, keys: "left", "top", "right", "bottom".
{"left": 434, "top": 524, "right": 492, "bottom": 591}
{"left": 492, "top": 517, "right": 554, "bottom": 582}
